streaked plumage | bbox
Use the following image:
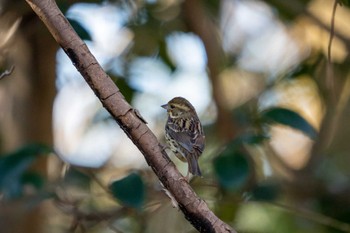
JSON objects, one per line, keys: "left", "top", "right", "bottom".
{"left": 161, "top": 97, "right": 205, "bottom": 178}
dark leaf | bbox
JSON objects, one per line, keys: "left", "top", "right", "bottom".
{"left": 57, "top": 1, "right": 71, "bottom": 15}
{"left": 339, "top": 0, "right": 350, "bottom": 7}
{"left": 59, "top": 0, "right": 104, "bottom": 15}
{"left": 251, "top": 181, "right": 280, "bottom": 201}
{"left": 203, "top": 0, "right": 221, "bottom": 18}
{"left": 234, "top": 133, "right": 268, "bottom": 146}
{"left": 21, "top": 172, "right": 44, "bottom": 190}
{"left": 0, "top": 144, "right": 51, "bottom": 198}
{"left": 214, "top": 148, "right": 250, "bottom": 191}
{"left": 284, "top": 54, "right": 323, "bottom": 80}
{"left": 67, "top": 18, "right": 92, "bottom": 41}
{"left": 112, "top": 76, "right": 135, "bottom": 103}
{"left": 261, "top": 107, "right": 317, "bottom": 139}
{"left": 158, "top": 39, "right": 176, "bottom": 72}
{"left": 109, "top": 173, "right": 145, "bottom": 209}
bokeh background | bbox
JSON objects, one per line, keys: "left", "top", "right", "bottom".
{"left": 1, "top": 0, "right": 350, "bottom": 232}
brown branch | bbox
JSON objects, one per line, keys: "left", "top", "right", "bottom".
{"left": 56, "top": 197, "right": 128, "bottom": 232}
{"left": 183, "top": 0, "right": 238, "bottom": 143}
{"left": 327, "top": 0, "right": 339, "bottom": 64}
{"left": 299, "top": 1, "right": 343, "bottom": 173}
{"left": 323, "top": 0, "right": 340, "bottom": 145}
{"left": 324, "top": 0, "right": 339, "bottom": 107}
{"left": 24, "top": 0, "right": 236, "bottom": 232}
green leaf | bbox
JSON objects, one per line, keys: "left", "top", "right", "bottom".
{"left": 339, "top": 0, "right": 350, "bottom": 7}
{"left": 128, "top": 16, "right": 161, "bottom": 56}
{"left": 67, "top": 19, "right": 92, "bottom": 41}
{"left": 233, "top": 133, "right": 268, "bottom": 146}
{"left": 113, "top": 76, "right": 135, "bottom": 103}
{"left": 59, "top": 0, "right": 104, "bottom": 15}
{"left": 251, "top": 181, "right": 280, "bottom": 201}
{"left": 284, "top": 54, "right": 322, "bottom": 80}
{"left": 214, "top": 148, "right": 250, "bottom": 192}
{"left": 261, "top": 107, "right": 317, "bottom": 139}
{"left": 109, "top": 173, "right": 145, "bottom": 209}
{"left": 203, "top": 0, "right": 221, "bottom": 18}
{"left": 57, "top": 1, "right": 71, "bottom": 15}
{"left": 0, "top": 144, "right": 51, "bottom": 199}
{"left": 21, "top": 172, "right": 44, "bottom": 190}
{"left": 158, "top": 39, "right": 176, "bottom": 72}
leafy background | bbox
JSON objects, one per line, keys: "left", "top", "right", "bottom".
{"left": 1, "top": 0, "right": 350, "bottom": 233}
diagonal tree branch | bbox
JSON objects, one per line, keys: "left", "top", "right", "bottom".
{"left": 25, "top": 0, "right": 237, "bottom": 232}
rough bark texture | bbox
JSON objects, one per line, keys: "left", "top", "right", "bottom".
{"left": 25, "top": 0, "right": 237, "bottom": 232}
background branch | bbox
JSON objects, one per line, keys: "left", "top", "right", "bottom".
{"left": 25, "top": 0, "right": 237, "bottom": 232}
{"left": 183, "top": 0, "right": 238, "bottom": 142}
{"left": 0, "top": 65, "right": 14, "bottom": 80}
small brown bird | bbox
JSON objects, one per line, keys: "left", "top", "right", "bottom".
{"left": 161, "top": 97, "right": 205, "bottom": 179}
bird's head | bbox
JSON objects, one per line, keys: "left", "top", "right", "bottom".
{"left": 161, "top": 97, "right": 196, "bottom": 118}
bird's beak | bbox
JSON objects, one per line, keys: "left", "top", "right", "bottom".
{"left": 161, "top": 103, "right": 168, "bottom": 110}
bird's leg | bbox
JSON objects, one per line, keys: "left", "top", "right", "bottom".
{"left": 176, "top": 168, "right": 190, "bottom": 183}
{"left": 159, "top": 143, "right": 169, "bottom": 152}
{"left": 178, "top": 175, "right": 189, "bottom": 183}
{"left": 184, "top": 170, "right": 190, "bottom": 182}
{"left": 159, "top": 143, "right": 174, "bottom": 162}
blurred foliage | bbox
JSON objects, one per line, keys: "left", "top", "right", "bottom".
{"left": 0, "top": 144, "right": 52, "bottom": 199}
{"left": 263, "top": 0, "right": 310, "bottom": 21}
{"left": 251, "top": 181, "right": 281, "bottom": 201}
{"left": 261, "top": 107, "right": 318, "bottom": 139}
{"left": 110, "top": 73, "right": 136, "bottom": 103}
{"left": 109, "top": 172, "right": 145, "bottom": 209}
{"left": 339, "top": 0, "right": 350, "bottom": 7}
{"left": 2, "top": 0, "right": 350, "bottom": 232}
{"left": 57, "top": 0, "right": 104, "bottom": 14}
{"left": 62, "top": 167, "right": 92, "bottom": 190}
{"left": 67, "top": 18, "right": 92, "bottom": 41}
{"left": 214, "top": 145, "right": 251, "bottom": 192}
{"left": 158, "top": 39, "right": 177, "bottom": 71}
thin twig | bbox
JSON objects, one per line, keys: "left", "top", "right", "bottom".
{"left": 323, "top": 0, "right": 341, "bottom": 148}
{"left": 87, "top": 170, "right": 111, "bottom": 195}
{"left": 0, "top": 65, "right": 14, "bottom": 80}
{"left": 328, "top": 0, "right": 339, "bottom": 64}
{"left": 268, "top": 201, "right": 350, "bottom": 232}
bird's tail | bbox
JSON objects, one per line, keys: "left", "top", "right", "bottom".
{"left": 188, "top": 154, "right": 202, "bottom": 177}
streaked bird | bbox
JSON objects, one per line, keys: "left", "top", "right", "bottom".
{"left": 161, "top": 97, "right": 205, "bottom": 179}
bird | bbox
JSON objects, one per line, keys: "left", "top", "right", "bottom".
{"left": 161, "top": 97, "right": 205, "bottom": 180}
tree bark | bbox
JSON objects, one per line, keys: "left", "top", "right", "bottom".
{"left": 25, "top": 0, "right": 237, "bottom": 232}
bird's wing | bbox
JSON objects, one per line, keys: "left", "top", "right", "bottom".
{"left": 167, "top": 120, "right": 205, "bottom": 155}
